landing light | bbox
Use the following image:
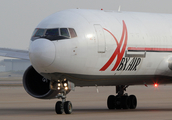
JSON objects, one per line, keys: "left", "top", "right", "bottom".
{"left": 64, "top": 83, "right": 68, "bottom": 87}
{"left": 65, "top": 87, "right": 68, "bottom": 90}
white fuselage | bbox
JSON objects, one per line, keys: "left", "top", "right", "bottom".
{"left": 29, "top": 9, "right": 172, "bottom": 86}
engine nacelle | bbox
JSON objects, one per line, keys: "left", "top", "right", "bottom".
{"left": 23, "top": 66, "right": 60, "bottom": 99}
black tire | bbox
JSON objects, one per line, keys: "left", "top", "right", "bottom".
{"left": 107, "top": 95, "right": 116, "bottom": 109}
{"left": 121, "top": 96, "right": 131, "bottom": 109}
{"left": 64, "top": 101, "right": 72, "bottom": 114}
{"left": 55, "top": 101, "right": 63, "bottom": 114}
{"left": 116, "top": 97, "right": 122, "bottom": 109}
{"left": 129, "top": 95, "right": 137, "bottom": 109}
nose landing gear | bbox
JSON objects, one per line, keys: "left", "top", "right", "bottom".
{"left": 107, "top": 85, "right": 137, "bottom": 110}
{"left": 50, "top": 79, "right": 75, "bottom": 114}
{"left": 55, "top": 93, "right": 73, "bottom": 114}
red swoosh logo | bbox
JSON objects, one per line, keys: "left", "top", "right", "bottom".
{"left": 100, "top": 20, "right": 128, "bottom": 71}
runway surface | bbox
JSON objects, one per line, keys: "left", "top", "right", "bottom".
{"left": 0, "top": 84, "right": 172, "bottom": 120}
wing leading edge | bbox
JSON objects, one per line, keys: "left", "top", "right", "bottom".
{"left": 0, "top": 48, "right": 29, "bottom": 60}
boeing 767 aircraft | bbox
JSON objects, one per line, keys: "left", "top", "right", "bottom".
{"left": 1, "top": 9, "right": 172, "bottom": 114}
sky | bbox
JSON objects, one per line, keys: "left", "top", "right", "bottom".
{"left": 1, "top": 0, "right": 172, "bottom": 50}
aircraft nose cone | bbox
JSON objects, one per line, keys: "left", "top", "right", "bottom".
{"left": 29, "top": 39, "right": 55, "bottom": 67}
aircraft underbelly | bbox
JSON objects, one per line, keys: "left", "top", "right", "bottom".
{"left": 41, "top": 72, "right": 172, "bottom": 86}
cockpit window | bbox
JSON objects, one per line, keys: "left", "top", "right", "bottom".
{"left": 69, "top": 28, "right": 77, "bottom": 38}
{"left": 45, "top": 29, "right": 59, "bottom": 36}
{"left": 34, "top": 29, "right": 46, "bottom": 37}
{"left": 31, "top": 28, "right": 77, "bottom": 41}
{"left": 60, "top": 28, "right": 70, "bottom": 38}
{"left": 32, "top": 29, "right": 38, "bottom": 37}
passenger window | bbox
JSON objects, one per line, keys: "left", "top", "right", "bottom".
{"left": 60, "top": 28, "right": 70, "bottom": 38}
{"left": 69, "top": 28, "right": 77, "bottom": 38}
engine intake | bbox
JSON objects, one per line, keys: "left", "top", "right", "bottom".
{"left": 23, "top": 66, "right": 59, "bottom": 99}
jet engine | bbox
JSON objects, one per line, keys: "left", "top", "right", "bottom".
{"left": 23, "top": 66, "right": 60, "bottom": 99}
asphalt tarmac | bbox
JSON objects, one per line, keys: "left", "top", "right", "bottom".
{"left": 0, "top": 84, "right": 172, "bottom": 120}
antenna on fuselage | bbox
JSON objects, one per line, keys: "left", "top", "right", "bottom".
{"left": 95, "top": 84, "right": 99, "bottom": 93}
{"left": 118, "top": 5, "right": 121, "bottom": 12}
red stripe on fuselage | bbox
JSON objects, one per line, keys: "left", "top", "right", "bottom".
{"left": 128, "top": 47, "right": 172, "bottom": 52}
{"left": 103, "top": 28, "right": 119, "bottom": 45}
{"left": 100, "top": 20, "right": 128, "bottom": 71}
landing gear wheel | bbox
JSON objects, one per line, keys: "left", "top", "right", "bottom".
{"left": 129, "top": 95, "right": 137, "bottom": 109}
{"left": 107, "top": 86, "right": 138, "bottom": 110}
{"left": 116, "top": 97, "right": 122, "bottom": 109}
{"left": 121, "top": 96, "right": 131, "bottom": 109}
{"left": 55, "top": 101, "right": 63, "bottom": 114}
{"left": 64, "top": 101, "right": 72, "bottom": 114}
{"left": 107, "top": 95, "right": 116, "bottom": 109}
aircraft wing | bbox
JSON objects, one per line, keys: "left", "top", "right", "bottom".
{"left": 0, "top": 48, "right": 29, "bottom": 60}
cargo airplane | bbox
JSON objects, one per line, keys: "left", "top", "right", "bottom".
{"left": 1, "top": 9, "right": 172, "bottom": 114}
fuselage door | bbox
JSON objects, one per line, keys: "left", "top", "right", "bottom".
{"left": 94, "top": 24, "right": 106, "bottom": 53}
